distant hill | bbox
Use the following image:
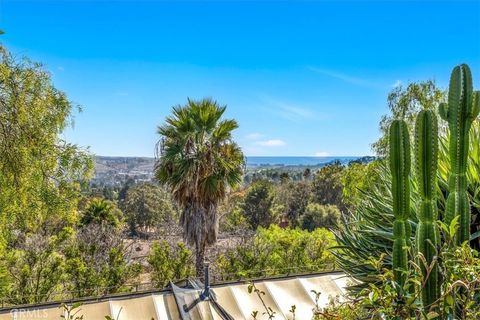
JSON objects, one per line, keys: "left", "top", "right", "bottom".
{"left": 92, "top": 155, "right": 374, "bottom": 186}
{"left": 93, "top": 156, "right": 155, "bottom": 186}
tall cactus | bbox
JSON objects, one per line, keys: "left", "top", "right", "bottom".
{"left": 439, "top": 64, "right": 480, "bottom": 244}
{"left": 389, "top": 119, "right": 411, "bottom": 288}
{"left": 414, "top": 109, "right": 440, "bottom": 307}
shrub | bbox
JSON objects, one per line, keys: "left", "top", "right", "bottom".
{"left": 147, "top": 241, "right": 195, "bottom": 288}
{"left": 311, "top": 161, "right": 345, "bottom": 210}
{"left": 64, "top": 224, "right": 141, "bottom": 298}
{"left": 123, "top": 183, "right": 178, "bottom": 237}
{"left": 299, "top": 203, "right": 341, "bottom": 231}
{"left": 216, "top": 225, "right": 336, "bottom": 279}
{"left": 80, "top": 198, "right": 123, "bottom": 228}
{"left": 275, "top": 181, "right": 311, "bottom": 224}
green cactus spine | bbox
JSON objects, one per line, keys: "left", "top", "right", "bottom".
{"left": 389, "top": 119, "right": 411, "bottom": 288}
{"left": 439, "top": 64, "right": 480, "bottom": 244}
{"left": 414, "top": 109, "right": 440, "bottom": 307}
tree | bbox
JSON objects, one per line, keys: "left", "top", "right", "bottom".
{"left": 311, "top": 161, "right": 345, "bottom": 210}
{"left": 118, "top": 177, "right": 135, "bottom": 202}
{"left": 155, "top": 98, "right": 244, "bottom": 276}
{"left": 80, "top": 198, "right": 123, "bottom": 228}
{"left": 371, "top": 80, "right": 445, "bottom": 156}
{"left": 303, "top": 168, "right": 312, "bottom": 180}
{"left": 123, "top": 183, "right": 178, "bottom": 237}
{"left": 341, "top": 160, "right": 381, "bottom": 209}
{"left": 0, "top": 44, "right": 92, "bottom": 238}
{"left": 218, "top": 191, "right": 250, "bottom": 233}
{"left": 299, "top": 203, "right": 341, "bottom": 231}
{"left": 275, "top": 181, "right": 310, "bottom": 224}
{"left": 242, "top": 180, "right": 276, "bottom": 229}
{"left": 0, "top": 45, "right": 92, "bottom": 299}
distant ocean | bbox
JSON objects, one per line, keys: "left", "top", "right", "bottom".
{"left": 245, "top": 156, "right": 360, "bottom": 167}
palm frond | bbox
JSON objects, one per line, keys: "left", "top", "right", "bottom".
{"left": 154, "top": 98, "right": 245, "bottom": 248}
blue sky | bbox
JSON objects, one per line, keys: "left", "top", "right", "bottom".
{"left": 1, "top": 0, "right": 479, "bottom": 157}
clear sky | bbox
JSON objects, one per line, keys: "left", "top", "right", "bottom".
{"left": 1, "top": 0, "right": 479, "bottom": 157}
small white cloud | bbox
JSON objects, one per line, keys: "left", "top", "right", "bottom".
{"left": 392, "top": 80, "right": 402, "bottom": 88}
{"left": 245, "top": 133, "right": 264, "bottom": 140}
{"left": 255, "top": 139, "right": 287, "bottom": 147}
{"left": 57, "top": 66, "right": 65, "bottom": 72}
{"left": 308, "top": 66, "right": 380, "bottom": 88}
{"left": 314, "top": 151, "right": 331, "bottom": 157}
{"left": 258, "top": 96, "right": 317, "bottom": 122}
{"left": 279, "top": 105, "right": 313, "bottom": 120}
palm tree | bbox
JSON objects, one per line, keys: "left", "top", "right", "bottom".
{"left": 81, "top": 198, "right": 123, "bottom": 229}
{"left": 155, "top": 98, "right": 245, "bottom": 276}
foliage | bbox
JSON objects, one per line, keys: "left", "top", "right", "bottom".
{"left": 299, "top": 203, "right": 341, "bottom": 231}
{"left": 80, "top": 198, "right": 123, "bottom": 229}
{"left": 372, "top": 80, "right": 445, "bottom": 156}
{"left": 218, "top": 191, "right": 250, "bottom": 232}
{"left": 248, "top": 282, "right": 277, "bottom": 320}
{"left": 274, "top": 181, "right": 311, "bottom": 225}
{"left": 246, "top": 223, "right": 480, "bottom": 320}
{"left": 0, "top": 44, "right": 93, "bottom": 303}
{"left": 147, "top": 241, "right": 195, "bottom": 288}
{"left": 341, "top": 160, "right": 381, "bottom": 209}
{"left": 316, "top": 221, "right": 480, "bottom": 320}
{"left": 216, "top": 225, "right": 336, "bottom": 279}
{"left": 0, "top": 45, "right": 93, "bottom": 238}
{"left": 335, "top": 65, "right": 480, "bottom": 318}
{"left": 311, "top": 162, "right": 345, "bottom": 211}
{"left": 241, "top": 180, "right": 276, "bottom": 229}
{"left": 155, "top": 98, "right": 244, "bottom": 275}
{"left": 2, "top": 229, "right": 71, "bottom": 304}
{"left": 123, "top": 182, "right": 178, "bottom": 237}
{"left": 60, "top": 302, "right": 84, "bottom": 320}
{"left": 64, "top": 223, "right": 141, "bottom": 298}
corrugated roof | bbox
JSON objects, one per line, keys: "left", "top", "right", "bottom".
{"left": 0, "top": 271, "right": 347, "bottom": 320}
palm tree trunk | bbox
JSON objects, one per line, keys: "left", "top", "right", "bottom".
{"left": 195, "top": 242, "right": 205, "bottom": 278}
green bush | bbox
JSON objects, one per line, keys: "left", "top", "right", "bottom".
{"left": 123, "top": 183, "right": 178, "bottom": 237}
{"left": 311, "top": 161, "right": 345, "bottom": 210}
{"left": 241, "top": 180, "right": 277, "bottom": 229}
{"left": 64, "top": 224, "right": 142, "bottom": 298}
{"left": 216, "top": 225, "right": 336, "bottom": 279}
{"left": 299, "top": 203, "right": 341, "bottom": 231}
{"left": 80, "top": 198, "right": 123, "bottom": 228}
{"left": 147, "top": 241, "right": 195, "bottom": 288}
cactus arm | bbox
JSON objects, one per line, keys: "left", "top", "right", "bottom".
{"left": 414, "top": 110, "right": 440, "bottom": 307}
{"left": 389, "top": 119, "right": 411, "bottom": 289}
{"left": 442, "top": 64, "right": 476, "bottom": 244}
{"left": 471, "top": 91, "right": 480, "bottom": 119}
{"left": 439, "top": 102, "right": 449, "bottom": 121}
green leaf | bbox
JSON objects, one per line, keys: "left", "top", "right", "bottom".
{"left": 470, "top": 230, "right": 480, "bottom": 241}
{"left": 445, "top": 295, "right": 454, "bottom": 307}
{"left": 449, "top": 215, "right": 460, "bottom": 237}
